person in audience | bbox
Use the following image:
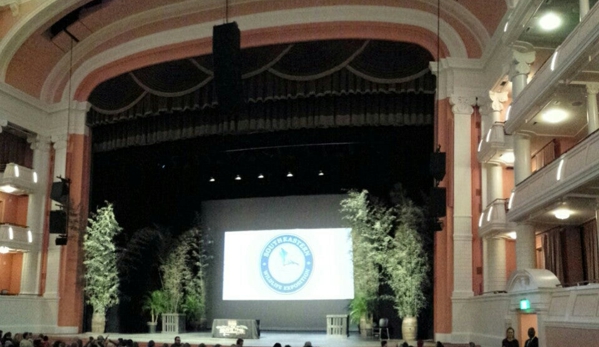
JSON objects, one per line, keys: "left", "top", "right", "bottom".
{"left": 41, "top": 336, "right": 49, "bottom": 347}
{"left": 524, "top": 328, "right": 538, "bottom": 347}
{"left": 172, "top": 337, "right": 182, "bottom": 347}
{"left": 273, "top": 343, "right": 282, "bottom": 347}
{"left": 160, "top": 343, "right": 168, "bottom": 347}
{"left": 380, "top": 341, "right": 387, "bottom": 347}
{"left": 436, "top": 342, "right": 444, "bottom": 347}
{"left": 303, "top": 342, "right": 311, "bottom": 347}
{"left": 235, "top": 339, "right": 243, "bottom": 347}
{"left": 502, "top": 327, "right": 519, "bottom": 347}
{"left": 284, "top": 345, "right": 291, "bottom": 347}
{"left": 198, "top": 343, "right": 206, "bottom": 347}
{"left": 213, "top": 344, "right": 221, "bottom": 347}
{"left": 1, "top": 333, "right": 12, "bottom": 347}
{"left": 182, "top": 343, "right": 189, "bottom": 347}
{"left": 19, "top": 334, "right": 32, "bottom": 347}
{"left": 147, "top": 341, "right": 155, "bottom": 347}
{"left": 469, "top": 343, "right": 475, "bottom": 347}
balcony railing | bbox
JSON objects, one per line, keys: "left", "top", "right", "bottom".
{"left": 0, "top": 223, "right": 41, "bottom": 253}
{"left": 531, "top": 139, "right": 557, "bottom": 173}
{"left": 478, "top": 122, "right": 514, "bottom": 165}
{"left": 0, "top": 163, "right": 39, "bottom": 195}
{"left": 478, "top": 199, "right": 516, "bottom": 238}
{"left": 508, "top": 129, "right": 599, "bottom": 222}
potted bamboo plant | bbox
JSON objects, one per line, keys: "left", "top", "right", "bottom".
{"left": 143, "top": 290, "right": 168, "bottom": 333}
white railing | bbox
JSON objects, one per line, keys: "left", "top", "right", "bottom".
{"left": 477, "top": 122, "right": 514, "bottom": 164}
{"left": 478, "top": 199, "right": 516, "bottom": 238}
{"left": 508, "top": 130, "right": 599, "bottom": 222}
{"left": 0, "top": 163, "right": 39, "bottom": 195}
{"left": 0, "top": 223, "right": 41, "bottom": 252}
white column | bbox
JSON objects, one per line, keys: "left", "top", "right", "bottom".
{"left": 20, "top": 136, "right": 51, "bottom": 295}
{"left": 516, "top": 223, "right": 536, "bottom": 269}
{"left": 510, "top": 45, "right": 535, "bottom": 99}
{"left": 450, "top": 95, "right": 476, "bottom": 298}
{"left": 43, "top": 135, "right": 68, "bottom": 299}
{"left": 587, "top": 83, "right": 599, "bottom": 134}
{"left": 487, "top": 164, "right": 504, "bottom": 203}
{"left": 514, "top": 133, "right": 531, "bottom": 185}
{"left": 580, "top": 0, "right": 590, "bottom": 21}
{"left": 483, "top": 237, "right": 507, "bottom": 292}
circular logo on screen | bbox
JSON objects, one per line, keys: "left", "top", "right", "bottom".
{"left": 260, "top": 234, "right": 313, "bottom": 294}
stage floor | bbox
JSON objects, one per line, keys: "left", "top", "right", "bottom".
{"left": 56, "top": 331, "right": 437, "bottom": 347}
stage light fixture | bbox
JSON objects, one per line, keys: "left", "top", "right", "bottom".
{"left": 258, "top": 173, "right": 264, "bottom": 179}
{"left": 209, "top": 177, "right": 216, "bottom": 182}
{"left": 318, "top": 170, "right": 324, "bottom": 176}
{"left": 287, "top": 172, "right": 293, "bottom": 177}
{"left": 235, "top": 175, "right": 242, "bottom": 181}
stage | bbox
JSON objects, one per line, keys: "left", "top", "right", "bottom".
{"left": 52, "top": 331, "right": 437, "bottom": 347}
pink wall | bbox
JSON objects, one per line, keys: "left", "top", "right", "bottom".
{"left": 506, "top": 239, "right": 516, "bottom": 279}
{"left": 562, "top": 227, "right": 584, "bottom": 284}
{"left": 0, "top": 252, "right": 22, "bottom": 294}
{"left": 0, "top": 194, "right": 29, "bottom": 226}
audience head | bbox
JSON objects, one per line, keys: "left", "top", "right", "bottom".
{"left": 182, "top": 343, "right": 189, "bottom": 347}
{"left": 469, "top": 343, "right": 475, "bottom": 347}
{"left": 214, "top": 344, "right": 221, "bottom": 347}
{"left": 161, "top": 344, "right": 168, "bottom": 347}
{"left": 381, "top": 341, "right": 387, "bottom": 347}
{"left": 506, "top": 327, "right": 515, "bottom": 340}
{"left": 198, "top": 344, "right": 205, "bottom": 347}
{"left": 273, "top": 343, "right": 282, "bottom": 347}
{"left": 528, "top": 327, "right": 536, "bottom": 338}
{"left": 436, "top": 342, "right": 444, "bottom": 347}
{"left": 401, "top": 343, "right": 409, "bottom": 347}
{"left": 417, "top": 340, "right": 424, "bottom": 347}
{"left": 303, "top": 342, "right": 312, "bottom": 347}
{"left": 236, "top": 339, "right": 243, "bottom": 347}
{"left": 147, "top": 341, "right": 154, "bottom": 347}
{"left": 174, "top": 337, "right": 181, "bottom": 346}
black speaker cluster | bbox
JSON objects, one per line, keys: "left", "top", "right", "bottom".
{"left": 213, "top": 22, "right": 244, "bottom": 116}
{"left": 429, "top": 149, "right": 446, "bottom": 232}
{"left": 49, "top": 177, "right": 70, "bottom": 246}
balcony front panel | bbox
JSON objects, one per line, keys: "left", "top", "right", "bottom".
{"left": 477, "top": 123, "right": 514, "bottom": 165}
{"left": 0, "top": 163, "right": 39, "bottom": 195}
{"left": 0, "top": 223, "right": 41, "bottom": 253}
{"left": 479, "top": 199, "right": 516, "bottom": 238}
{"left": 508, "top": 130, "right": 599, "bottom": 223}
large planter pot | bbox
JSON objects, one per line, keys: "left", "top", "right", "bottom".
{"left": 359, "top": 315, "right": 373, "bottom": 338}
{"left": 91, "top": 313, "right": 105, "bottom": 333}
{"left": 401, "top": 316, "right": 417, "bottom": 341}
{"left": 147, "top": 322, "right": 157, "bottom": 333}
{"left": 162, "top": 313, "right": 186, "bottom": 333}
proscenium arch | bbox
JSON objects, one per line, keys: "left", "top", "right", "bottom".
{"left": 42, "top": 5, "right": 472, "bottom": 103}
{"left": 72, "top": 21, "right": 450, "bottom": 103}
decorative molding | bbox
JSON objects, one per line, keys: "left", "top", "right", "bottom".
{"left": 51, "top": 134, "right": 68, "bottom": 150}
{"left": 27, "top": 135, "right": 51, "bottom": 152}
{"left": 0, "top": 117, "right": 7, "bottom": 133}
{"left": 509, "top": 44, "right": 536, "bottom": 78}
{"left": 449, "top": 95, "right": 477, "bottom": 115}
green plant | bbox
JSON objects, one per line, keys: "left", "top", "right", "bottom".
{"left": 179, "top": 221, "right": 211, "bottom": 323}
{"left": 83, "top": 202, "right": 123, "bottom": 315}
{"left": 143, "top": 290, "right": 168, "bottom": 324}
{"left": 160, "top": 240, "right": 190, "bottom": 313}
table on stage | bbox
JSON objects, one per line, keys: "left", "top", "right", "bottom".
{"left": 211, "top": 319, "right": 260, "bottom": 339}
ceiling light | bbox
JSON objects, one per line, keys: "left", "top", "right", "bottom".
{"left": 542, "top": 109, "right": 567, "bottom": 123}
{"left": 235, "top": 175, "right": 242, "bottom": 181}
{"left": 287, "top": 172, "right": 293, "bottom": 177}
{"left": 0, "top": 185, "right": 17, "bottom": 193}
{"left": 501, "top": 152, "right": 515, "bottom": 164}
{"left": 554, "top": 208, "right": 571, "bottom": 220}
{"left": 209, "top": 177, "right": 215, "bottom": 182}
{"left": 28, "top": 230, "right": 33, "bottom": 243}
{"left": 539, "top": 12, "right": 562, "bottom": 31}
{"left": 15, "top": 166, "right": 19, "bottom": 177}
{"left": 33, "top": 172, "right": 38, "bottom": 183}
{"left": 507, "top": 231, "right": 517, "bottom": 240}
{"left": 318, "top": 170, "right": 324, "bottom": 176}
{"left": 258, "top": 173, "right": 264, "bottom": 179}
{"left": 0, "top": 246, "right": 9, "bottom": 254}
{"left": 9, "top": 227, "right": 14, "bottom": 240}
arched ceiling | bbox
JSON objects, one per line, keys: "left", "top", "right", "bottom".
{"left": 0, "top": 0, "right": 507, "bottom": 105}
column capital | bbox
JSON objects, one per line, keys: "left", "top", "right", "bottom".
{"left": 449, "top": 95, "right": 477, "bottom": 115}
{"left": 0, "top": 117, "right": 7, "bottom": 133}
{"left": 586, "top": 83, "right": 599, "bottom": 94}
{"left": 52, "top": 134, "right": 69, "bottom": 150}
{"left": 510, "top": 42, "right": 536, "bottom": 78}
{"left": 479, "top": 91, "right": 509, "bottom": 116}
{"left": 28, "top": 135, "right": 52, "bottom": 152}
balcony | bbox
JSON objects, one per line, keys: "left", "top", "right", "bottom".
{"left": 0, "top": 163, "right": 39, "bottom": 195}
{"left": 477, "top": 122, "right": 514, "bottom": 165}
{"left": 478, "top": 199, "right": 516, "bottom": 239}
{"left": 507, "top": 130, "right": 599, "bottom": 225}
{"left": 0, "top": 223, "right": 41, "bottom": 253}
{"left": 505, "top": 3, "right": 599, "bottom": 136}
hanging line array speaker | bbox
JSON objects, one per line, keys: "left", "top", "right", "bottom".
{"left": 430, "top": 187, "right": 446, "bottom": 218}
{"left": 50, "top": 180, "right": 70, "bottom": 205}
{"left": 49, "top": 210, "right": 67, "bottom": 234}
{"left": 430, "top": 152, "right": 446, "bottom": 182}
{"left": 213, "top": 21, "right": 243, "bottom": 115}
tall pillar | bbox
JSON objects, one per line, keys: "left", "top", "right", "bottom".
{"left": 580, "top": 0, "right": 590, "bottom": 21}
{"left": 514, "top": 133, "right": 531, "bottom": 185}
{"left": 483, "top": 237, "right": 507, "bottom": 292}
{"left": 449, "top": 95, "right": 476, "bottom": 298}
{"left": 587, "top": 83, "right": 599, "bottom": 134}
{"left": 20, "top": 136, "right": 51, "bottom": 295}
{"left": 43, "top": 135, "right": 68, "bottom": 299}
{"left": 510, "top": 44, "right": 535, "bottom": 99}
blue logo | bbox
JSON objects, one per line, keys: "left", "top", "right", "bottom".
{"left": 260, "top": 234, "right": 313, "bottom": 294}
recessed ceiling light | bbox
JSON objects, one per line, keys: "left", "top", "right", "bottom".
{"left": 287, "top": 172, "right": 293, "bottom": 178}
{"left": 235, "top": 175, "right": 242, "bottom": 181}
{"left": 318, "top": 170, "right": 324, "bottom": 176}
{"left": 258, "top": 173, "right": 264, "bottom": 179}
{"left": 541, "top": 109, "right": 567, "bottom": 123}
{"left": 539, "top": 13, "right": 561, "bottom": 31}
{"left": 209, "top": 177, "right": 215, "bottom": 182}
{"left": 554, "top": 208, "right": 571, "bottom": 220}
